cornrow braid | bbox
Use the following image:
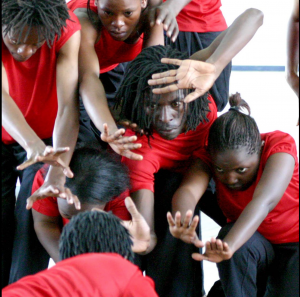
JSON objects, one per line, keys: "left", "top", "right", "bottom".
{"left": 208, "top": 92, "right": 261, "bottom": 155}
{"left": 59, "top": 211, "right": 134, "bottom": 263}
{"left": 2, "top": 0, "right": 71, "bottom": 46}
{"left": 115, "top": 45, "right": 212, "bottom": 141}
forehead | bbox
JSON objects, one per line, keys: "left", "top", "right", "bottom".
{"left": 213, "top": 148, "right": 258, "bottom": 169}
{"left": 99, "top": 0, "right": 140, "bottom": 10}
{"left": 150, "top": 89, "right": 185, "bottom": 103}
{"left": 7, "top": 25, "right": 42, "bottom": 44}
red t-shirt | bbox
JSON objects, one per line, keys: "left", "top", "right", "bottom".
{"left": 67, "top": 0, "right": 144, "bottom": 73}
{"left": 163, "top": 0, "right": 227, "bottom": 32}
{"left": 1, "top": 11, "right": 81, "bottom": 145}
{"left": 2, "top": 253, "right": 158, "bottom": 297}
{"left": 213, "top": 131, "right": 299, "bottom": 244}
{"left": 32, "top": 169, "right": 131, "bottom": 223}
{"left": 122, "top": 97, "right": 217, "bottom": 193}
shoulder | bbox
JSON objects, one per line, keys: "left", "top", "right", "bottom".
{"left": 262, "top": 131, "right": 298, "bottom": 162}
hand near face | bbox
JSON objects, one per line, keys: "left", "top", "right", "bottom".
{"left": 101, "top": 123, "right": 143, "bottom": 161}
{"left": 192, "top": 238, "right": 234, "bottom": 263}
{"left": 17, "top": 145, "right": 73, "bottom": 178}
{"left": 148, "top": 59, "right": 217, "bottom": 103}
{"left": 26, "top": 175, "right": 81, "bottom": 210}
{"left": 148, "top": 2, "right": 179, "bottom": 42}
{"left": 167, "top": 210, "right": 203, "bottom": 246}
{"left": 122, "top": 197, "right": 151, "bottom": 253}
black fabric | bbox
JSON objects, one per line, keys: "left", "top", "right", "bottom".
{"left": 217, "top": 223, "right": 299, "bottom": 297}
{"left": 207, "top": 280, "right": 225, "bottom": 297}
{"left": 2, "top": 139, "right": 52, "bottom": 287}
{"left": 135, "top": 170, "right": 226, "bottom": 297}
{"left": 165, "top": 31, "right": 232, "bottom": 112}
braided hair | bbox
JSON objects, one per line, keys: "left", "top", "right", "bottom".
{"left": 59, "top": 210, "right": 134, "bottom": 263}
{"left": 2, "top": 0, "right": 70, "bottom": 46}
{"left": 208, "top": 92, "right": 261, "bottom": 155}
{"left": 115, "top": 45, "right": 211, "bottom": 139}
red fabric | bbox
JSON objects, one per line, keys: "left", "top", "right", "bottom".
{"left": 122, "top": 96, "right": 217, "bottom": 193}
{"left": 68, "top": 0, "right": 144, "bottom": 73}
{"left": 163, "top": 0, "right": 227, "bottom": 32}
{"left": 214, "top": 131, "right": 299, "bottom": 244}
{"left": 32, "top": 169, "right": 131, "bottom": 222}
{"left": 2, "top": 253, "right": 158, "bottom": 297}
{"left": 1, "top": 11, "right": 81, "bottom": 144}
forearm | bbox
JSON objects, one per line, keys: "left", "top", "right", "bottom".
{"left": 79, "top": 74, "right": 119, "bottom": 135}
{"left": 2, "top": 93, "right": 45, "bottom": 151}
{"left": 34, "top": 222, "right": 61, "bottom": 263}
{"left": 164, "top": 0, "right": 192, "bottom": 17}
{"left": 191, "top": 8, "right": 264, "bottom": 75}
{"left": 222, "top": 199, "right": 270, "bottom": 254}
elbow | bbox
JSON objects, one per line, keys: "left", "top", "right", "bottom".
{"left": 246, "top": 8, "right": 264, "bottom": 27}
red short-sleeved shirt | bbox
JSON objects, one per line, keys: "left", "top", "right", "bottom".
{"left": 67, "top": 0, "right": 144, "bottom": 73}
{"left": 32, "top": 169, "right": 131, "bottom": 223}
{"left": 122, "top": 97, "right": 217, "bottom": 193}
{"left": 1, "top": 11, "right": 81, "bottom": 145}
{"left": 2, "top": 253, "right": 158, "bottom": 297}
{"left": 213, "top": 131, "right": 299, "bottom": 244}
{"left": 163, "top": 0, "right": 227, "bottom": 32}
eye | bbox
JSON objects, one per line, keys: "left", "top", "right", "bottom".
{"left": 150, "top": 103, "right": 157, "bottom": 109}
{"left": 124, "top": 11, "right": 133, "bottom": 17}
{"left": 237, "top": 168, "right": 247, "bottom": 173}
{"left": 215, "top": 167, "right": 224, "bottom": 173}
{"left": 104, "top": 10, "right": 113, "bottom": 16}
{"left": 10, "top": 39, "right": 18, "bottom": 45}
{"left": 171, "top": 101, "right": 182, "bottom": 108}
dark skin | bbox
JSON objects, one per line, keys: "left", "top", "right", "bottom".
{"left": 2, "top": 25, "right": 81, "bottom": 209}
{"left": 132, "top": 8, "right": 265, "bottom": 253}
{"left": 286, "top": 0, "right": 299, "bottom": 125}
{"left": 33, "top": 197, "right": 151, "bottom": 262}
{"left": 73, "top": 0, "right": 164, "bottom": 161}
{"left": 148, "top": 8, "right": 264, "bottom": 103}
{"left": 167, "top": 146, "right": 295, "bottom": 264}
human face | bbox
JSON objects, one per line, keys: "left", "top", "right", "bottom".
{"left": 57, "top": 198, "right": 105, "bottom": 220}
{"left": 211, "top": 147, "right": 261, "bottom": 191}
{"left": 96, "top": 0, "right": 147, "bottom": 41}
{"left": 2, "top": 25, "right": 46, "bottom": 62}
{"left": 146, "top": 90, "right": 187, "bottom": 140}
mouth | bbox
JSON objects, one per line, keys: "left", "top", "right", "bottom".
{"left": 12, "top": 53, "right": 29, "bottom": 62}
{"left": 109, "top": 31, "right": 128, "bottom": 39}
{"left": 226, "top": 184, "right": 243, "bottom": 190}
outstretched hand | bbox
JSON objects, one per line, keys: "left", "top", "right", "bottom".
{"left": 101, "top": 123, "right": 143, "bottom": 161}
{"left": 148, "top": 58, "right": 217, "bottom": 103}
{"left": 17, "top": 146, "right": 73, "bottom": 178}
{"left": 167, "top": 210, "right": 203, "bottom": 247}
{"left": 26, "top": 177, "right": 81, "bottom": 210}
{"left": 192, "top": 237, "right": 234, "bottom": 263}
{"left": 122, "top": 197, "right": 151, "bottom": 253}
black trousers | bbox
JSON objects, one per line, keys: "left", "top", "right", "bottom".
{"left": 217, "top": 223, "right": 299, "bottom": 297}
{"left": 165, "top": 31, "right": 232, "bottom": 112}
{"left": 2, "top": 139, "right": 53, "bottom": 288}
{"left": 135, "top": 170, "right": 226, "bottom": 297}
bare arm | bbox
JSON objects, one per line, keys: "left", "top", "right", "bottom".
{"left": 286, "top": 0, "right": 299, "bottom": 125}
{"left": 131, "top": 190, "right": 157, "bottom": 254}
{"left": 2, "top": 63, "right": 70, "bottom": 172}
{"left": 32, "top": 210, "right": 62, "bottom": 263}
{"left": 193, "top": 153, "right": 295, "bottom": 263}
{"left": 191, "top": 8, "right": 264, "bottom": 77}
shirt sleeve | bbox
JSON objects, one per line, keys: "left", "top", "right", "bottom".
{"left": 105, "top": 190, "right": 131, "bottom": 221}
{"left": 124, "top": 272, "right": 159, "bottom": 297}
{"left": 55, "top": 10, "right": 81, "bottom": 52}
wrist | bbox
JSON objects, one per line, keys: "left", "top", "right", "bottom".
{"left": 45, "top": 166, "right": 66, "bottom": 183}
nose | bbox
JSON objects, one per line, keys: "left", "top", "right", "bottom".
{"left": 158, "top": 106, "right": 173, "bottom": 124}
{"left": 225, "top": 172, "right": 239, "bottom": 185}
{"left": 111, "top": 16, "right": 125, "bottom": 30}
{"left": 17, "top": 45, "right": 35, "bottom": 59}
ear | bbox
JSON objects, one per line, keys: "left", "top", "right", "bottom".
{"left": 141, "top": 0, "right": 147, "bottom": 9}
{"left": 94, "top": 0, "right": 98, "bottom": 7}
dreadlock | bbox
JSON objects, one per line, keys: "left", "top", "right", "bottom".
{"left": 208, "top": 92, "right": 261, "bottom": 155}
{"left": 2, "top": 0, "right": 70, "bottom": 46}
{"left": 59, "top": 211, "right": 134, "bottom": 263}
{"left": 115, "top": 45, "right": 211, "bottom": 139}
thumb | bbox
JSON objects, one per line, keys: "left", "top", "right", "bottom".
{"left": 125, "top": 197, "right": 140, "bottom": 218}
{"left": 26, "top": 197, "right": 34, "bottom": 210}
